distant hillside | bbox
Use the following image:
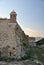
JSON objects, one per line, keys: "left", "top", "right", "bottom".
{"left": 36, "top": 38, "right": 44, "bottom": 45}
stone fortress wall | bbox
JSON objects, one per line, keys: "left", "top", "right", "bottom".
{"left": 0, "top": 11, "right": 22, "bottom": 58}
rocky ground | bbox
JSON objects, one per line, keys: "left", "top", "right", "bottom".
{"left": 0, "top": 59, "right": 44, "bottom": 65}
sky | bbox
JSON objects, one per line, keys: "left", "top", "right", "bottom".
{"left": 0, "top": 0, "right": 44, "bottom": 37}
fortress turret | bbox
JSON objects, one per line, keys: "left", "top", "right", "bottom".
{"left": 10, "top": 10, "right": 17, "bottom": 23}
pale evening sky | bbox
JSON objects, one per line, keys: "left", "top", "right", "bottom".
{"left": 0, "top": 0, "right": 44, "bottom": 37}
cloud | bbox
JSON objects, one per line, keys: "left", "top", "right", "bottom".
{"left": 21, "top": 26, "right": 44, "bottom": 37}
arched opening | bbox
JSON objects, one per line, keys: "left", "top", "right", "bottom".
{"left": 10, "top": 51, "right": 11, "bottom": 56}
{"left": 10, "top": 15, "right": 12, "bottom": 18}
{"left": 0, "top": 51, "right": 1, "bottom": 57}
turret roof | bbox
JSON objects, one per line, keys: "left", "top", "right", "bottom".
{"left": 10, "top": 10, "right": 17, "bottom": 15}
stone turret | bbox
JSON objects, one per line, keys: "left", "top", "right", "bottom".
{"left": 9, "top": 10, "right": 17, "bottom": 28}
{"left": 10, "top": 10, "right": 17, "bottom": 23}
